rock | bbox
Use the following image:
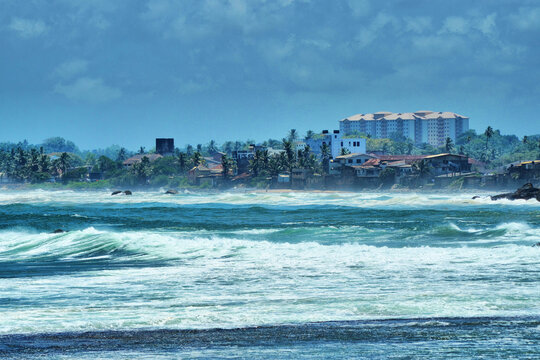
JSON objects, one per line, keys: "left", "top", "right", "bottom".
{"left": 533, "top": 242, "right": 540, "bottom": 247}
{"left": 52, "top": 229, "right": 66, "bottom": 233}
{"left": 123, "top": 190, "right": 132, "bottom": 195}
{"left": 165, "top": 189, "right": 178, "bottom": 195}
{"left": 472, "top": 196, "right": 480, "bottom": 199}
{"left": 111, "top": 190, "right": 122, "bottom": 195}
{"left": 490, "top": 183, "right": 540, "bottom": 202}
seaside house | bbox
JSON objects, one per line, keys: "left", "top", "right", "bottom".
{"left": 305, "top": 130, "right": 366, "bottom": 159}
{"left": 123, "top": 154, "right": 163, "bottom": 168}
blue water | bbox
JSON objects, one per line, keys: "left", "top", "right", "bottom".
{"left": 0, "top": 189, "right": 539, "bottom": 358}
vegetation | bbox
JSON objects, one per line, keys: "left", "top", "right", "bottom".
{"left": 0, "top": 125, "right": 538, "bottom": 189}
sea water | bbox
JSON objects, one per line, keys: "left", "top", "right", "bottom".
{"left": 0, "top": 189, "right": 538, "bottom": 359}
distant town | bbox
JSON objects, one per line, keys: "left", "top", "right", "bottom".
{"left": 1, "top": 110, "right": 539, "bottom": 190}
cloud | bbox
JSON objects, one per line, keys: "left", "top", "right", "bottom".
{"left": 55, "top": 77, "right": 122, "bottom": 103}
{"left": 53, "top": 60, "right": 89, "bottom": 80}
{"left": 404, "top": 16, "right": 432, "bottom": 34}
{"left": 475, "top": 13, "right": 496, "bottom": 36}
{"left": 347, "top": 0, "right": 370, "bottom": 17}
{"left": 355, "top": 12, "right": 398, "bottom": 48}
{"left": 8, "top": 17, "right": 48, "bottom": 38}
{"left": 439, "top": 16, "right": 469, "bottom": 34}
{"left": 509, "top": 7, "right": 540, "bottom": 31}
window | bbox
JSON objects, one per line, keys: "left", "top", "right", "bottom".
{"left": 341, "top": 141, "right": 343, "bottom": 146}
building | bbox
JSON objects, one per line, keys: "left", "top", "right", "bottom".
{"left": 339, "top": 110, "right": 469, "bottom": 147}
{"left": 123, "top": 153, "right": 163, "bottom": 168}
{"left": 156, "top": 138, "right": 174, "bottom": 155}
{"left": 305, "top": 130, "right": 366, "bottom": 159}
{"left": 423, "top": 153, "right": 471, "bottom": 176}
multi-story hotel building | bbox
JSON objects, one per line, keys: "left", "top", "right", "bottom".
{"left": 339, "top": 110, "right": 469, "bottom": 147}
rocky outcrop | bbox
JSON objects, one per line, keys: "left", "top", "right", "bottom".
{"left": 165, "top": 189, "right": 178, "bottom": 194}
{"left": 111, "top": 190, "right": 122, "bottom": 195}
{"left": 123, "top": 190, "right": 132, "bottom": 195}
{"left": 490, "top": 183, "right": 540, "bottom": 201}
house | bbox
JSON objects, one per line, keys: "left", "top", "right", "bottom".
{"left": 423, "top": 153, "right": 471, "bottom": 176}
{"left": 305, "top": 130, "right": 366, "bottom": 159}
{"left": 506, "top": 160, "right": 540, "bottom": 180}
{"left": 123, "top": 154, "right": 163, "bottom": 168}
{"left": 335, "top": 153, "right": 377, "bottom": 166}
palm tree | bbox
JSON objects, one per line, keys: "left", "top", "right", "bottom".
{"left": 221, "top": 154, "right": 230, "bottom": 179}
{"left": 177, "top": 152, "right": 188, "bottom": 174}
{"left": 186, "top": 144, "right": 194, "bottom": 156}
{"left": 523, "top": 136, "right": 528, "bottom": 144}
{"left": 445, "top": 137, "right": 454, "bottom": 153}
{"left": 117, "top": 148, "right": 127, "bottom": 162}
{"left": 340, "top": 148, "right": 351, "bottom": 156}
{"left": 320, "top": 143, "right": 331, "bottom": 175}
{"left": 139, "top": 146, "right": 145, "bottom": 154}
{"left": 282, "top": 139, "right": 295, "bottom": 175}
{"left": 412, "top": 159, "right": 432, "bottom": 179}
{"left": 288, "top": 129, "right": 298, "bottom": 142}
{"left": 57, "top": 152, "right": 71, "bottom": 178}
{"left": 484, "top": 126, "right": 494, "bottom": 151}
{"left": 305, "top": 130, "right": 315, "bottom": 140}
{"left": 191, "top": 151, "right": 203, "bottom": 167}
{"left": 207, "top": 140, "right": 218, "bottom": 155}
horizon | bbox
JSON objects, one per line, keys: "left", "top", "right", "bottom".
{"left": 2, "top": 1, "right": 540, "bottom": 149}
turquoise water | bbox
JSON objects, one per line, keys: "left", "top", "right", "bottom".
{"left": 0, "top": 189, "right": 539, "bottom": 358}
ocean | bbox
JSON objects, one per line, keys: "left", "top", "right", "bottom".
{"left": 0, "top": 189, "right": 538, "bottom": 359}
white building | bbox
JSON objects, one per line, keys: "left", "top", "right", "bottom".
{"left": 305, "top": 130, "right": 366, "bottom": 159}
{"left": 339, "top": 110, "right": 469, "bottom": 147}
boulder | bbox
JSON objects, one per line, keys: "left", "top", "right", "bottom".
{"left": 490, "top": 183, "right": 540, "bottom": 201}
{"left": 111, "top": 190, "right": 122, "bottom": 195}
{"left": 52, "top": 229, "right": 66, "bottom": 233}
{"left": 123, "top": 190, "right": 132, "bottom": 195}
{"left": 533, "top": 242, "right": 540, "bottom": 247}
{"left": 165, "top": 189, "right": 178, "bottom": 195}
{"left": 472, "top": 196, "right": 480, "bottom": 200}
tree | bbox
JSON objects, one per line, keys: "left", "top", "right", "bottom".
{"left": 305, "top": 130, "right": 315, "bottom": 140}
{"left": 186, "top": 144, "right": 194, "bottom": 156}
{"left": 282, "top": 139, "right": 296, "bottom": 174}
{"left": 340, "top": 148, "right": 351, "bottom": 156}
{"left": 191, "top": 151, "right": 203, "bottom": 166}
{"left": 207, "top": 140, "right": 219, "bottom": 154}
{"left": 57, "top": 152, "right": 72, "bottom": 178}
{"left": 139, "top": 146, "right": 145, "bottom": 154}
{"left": 320, "top": 142, "right": 331, "bottom": 175}
{"left": 288, "top": 129, "right": 298, "bottom": 142}
{"left": 221, "top": 154, "right": 231, "bottom": 179}
{"left": 484, "top": 126, "right": 494, "bottom": 150}
{"left": 116, "top": 148, "right": 128, "bottom": 162}
{"left": 523, "top": 136, "right": 528, "bottom": 144}
{"left": 412, "top": 159, "right": 432, "bottom": 179}
{"left": 177, "top": 152, "right": 188, "bottom": 174}
{"left": 445, "top": 137, "right": 454, "bottom": 153}
{"left": 132, "top": 156, "right": 152, "bottom": 184}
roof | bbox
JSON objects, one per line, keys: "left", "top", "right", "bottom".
{"left": 341, "top": 111, "right": 469, "bottom": 122}
{"left": 424, "top": 153, "right": 468, "bottom": 159}
{"left": 335, "top": 153, "right": 376, "bottom": 160}
{"left": 123, "top": 153, "right": 162, "bottom": 165}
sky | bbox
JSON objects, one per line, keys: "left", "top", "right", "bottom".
{"left": 1, "top": 0, "right": 539, "bottom": 150}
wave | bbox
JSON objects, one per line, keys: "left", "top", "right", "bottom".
{"left": 0, "top": 226, "right": 537, "bottom": 264}
{"left": 1, "top": 189, "right": 539, "bottom": 208}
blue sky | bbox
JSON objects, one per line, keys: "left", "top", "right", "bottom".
{"left": 1, "top": 0, "right": 539, "bottom": 150}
